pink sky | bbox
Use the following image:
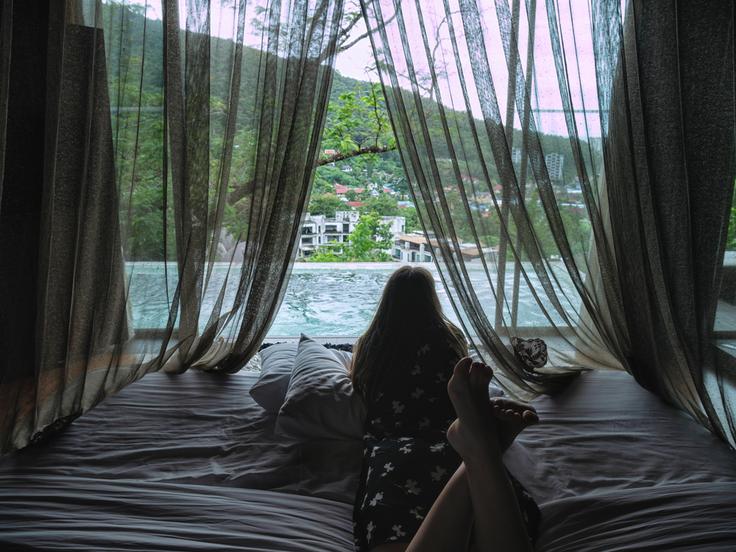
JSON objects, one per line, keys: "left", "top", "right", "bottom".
{"left": 116, "top": 0, "right": 608, "bottom": 137}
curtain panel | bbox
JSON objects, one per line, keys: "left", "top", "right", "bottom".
{"left": 360, "top": 0, "right": 626, "bottom": 396}
{"left": 0, "top": 0, "right": 10, "bottom": 211}
{"left": 0, "top": 0, "right": 344, "bottom": 454}
{"left": 361, "top": 0, "right": 735, "bottom": 445}
{"left": 600, "top": 0, "right": 735, "bottom": 447}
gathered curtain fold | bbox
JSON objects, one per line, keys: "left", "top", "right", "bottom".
{"left": 599, "top": 0, "right": 735, "bottom": 447}
{"left": 361, "top": 0, "right": 735, "bottom": 445}
{"left": 0, "top": 0, "right": 344, "bottom": 454}
{"left": 360, "top": 0, "right": 626, "bottom": 396}
{"left": 0, "top": 0, "right": 10, "bottom": 212}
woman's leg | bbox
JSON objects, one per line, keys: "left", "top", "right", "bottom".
{"left": 405, "top": 462, "right": 474, "bottom": 552}
{"left": 368, "top": 462, "right": 473, "bottom": 552}
{"left": 369, "top": 360, "right": 536, "bottom": 552}
{"left": 445, "top": 361, "right": 534, "bottom": 552}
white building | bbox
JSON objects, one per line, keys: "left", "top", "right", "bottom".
{"left": 393, "top": 234, "right": 497, "bottom": 264}
{"left": 298, "top": 211, "right": 405, "bottom": 259}
{"left": 299, "top": 214, "right": 326, "bottom": 257}
{"left": 545, "top": 152, "right": 564, "bottom": 181}
{"left": 513, "top": 149, "right": 564, "bottom": 182}
{"left": 393, "top": 233, "right": 434, "bottom": 263}
{"left": 512, "top": 147, "right": 522, "bottom": 165}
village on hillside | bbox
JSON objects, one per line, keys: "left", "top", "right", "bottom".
{"left": 295, "top": 147, "right": 587, "bottom": 263}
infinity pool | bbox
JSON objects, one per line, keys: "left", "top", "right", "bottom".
{"left": 126, "top": 262, "right": 577, "bottom": 337}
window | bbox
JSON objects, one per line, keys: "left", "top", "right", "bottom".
{"left": 715, "top": 185, "right": 736, "bottom": 339}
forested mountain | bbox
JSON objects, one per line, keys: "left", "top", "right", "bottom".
{"left": 102, "top": 3, "right": 595, "bottom": 261}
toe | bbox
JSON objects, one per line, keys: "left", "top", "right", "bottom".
{"left": 448, "top": 358, "right": 479, "bottom": 421}
{"left": 468, "top": 363, "right": 483, "bottom": 396}
{"left": 453, "top": 357, "right": 473, "bottom": 379}
{"left": 492, "top": 407, "right": 519, "bottom": 422}
{"left": 491, "top": 397, "right": 536, "bottom": 414}
{"left": 469, "top": 362, "right": 493, "bottom": 402}
{"left": 448, "top": 357, "right": 473, "bottom": 396}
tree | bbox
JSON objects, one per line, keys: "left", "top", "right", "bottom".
{"left": 319, "top": 84, "right": 396, "bottom": 166}
{"left": 227, "top": 83, "right": 397, "bottom": 206}
{"left": 308, "top": 193, "right": 343, "bottom": 218}
{"left": 402, "top": 206, "right": 420, "bottom": 233}
{"left": 359, "top": 194, "right": 399, "bottom": 216}
{"left": 309, "top": 212, "right": 394, "bottom": 262}
{"left": 349, "top": 212, "right": 393, "bottom": 261}
{"left": 728, "top": 189, "right": 736, "bottom": 251}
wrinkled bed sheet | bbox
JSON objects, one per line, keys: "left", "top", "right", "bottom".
{"left": 508, "top": 370, "right": 736, "bottom": 551}
{"left": 1, "top": 364, "right": 735, "bottom": 551}
{"left": 0, "top": 367, "right": 361, "bottom": 551}
{"left": 0, "top": 368, "right": 363, "bottom": 502}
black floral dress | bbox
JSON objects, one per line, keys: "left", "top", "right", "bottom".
{"left": 352, "top": 326, "right": 540, "bottom": 551}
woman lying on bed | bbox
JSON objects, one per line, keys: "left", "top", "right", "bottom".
{"left": 351, "top": 266, "right": 540, "bottom": 552}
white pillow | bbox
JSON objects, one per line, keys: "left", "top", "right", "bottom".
{"left": 249, "top": 342, "right": 298, "bottom": 413}
{"left": 330, "top": 349, "right": 353, "bottom": 371}
{"left": 277, "top": 335, "right": 365, "bottom": 440}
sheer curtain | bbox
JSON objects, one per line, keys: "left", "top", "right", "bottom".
{"left": 361, "top": 0, "right": 625, "bottom": 396}
{"left": 0, "top": 0, "right": 9, "bottom": 210}
{"left": 599, "top": 0, "right": 735, "bottom": 447}
{"left": 362, "top": 0, "right": 735, "bottom": 445}
{"left": 0, "top": 0, "right": 344, "bottom": 454}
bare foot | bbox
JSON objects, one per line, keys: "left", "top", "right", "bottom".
{"left": 446, "top": 358, "right": 499, "bottom": 462}
{"left": 471, "top": 364, "right": 538, "bottom": 450}
{"left": 491, "top": 397, "right": 539, "bottom": 450}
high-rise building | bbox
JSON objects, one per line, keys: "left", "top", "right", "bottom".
{"left": 511, "top": 147, "right": 522, "bottom": 165}
{"left": 545, "top": 152, "right": 564, "bottom": 181}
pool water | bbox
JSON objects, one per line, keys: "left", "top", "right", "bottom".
{"left": 126, "top": 262, "right": 577, "bottom": 337}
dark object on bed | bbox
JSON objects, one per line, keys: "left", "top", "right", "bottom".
{"left": 511, "top": 336, "right": 548, "bottom": 369}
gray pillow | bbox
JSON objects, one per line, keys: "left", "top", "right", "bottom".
{"left": 249, "top": 342, "right": 298, "bottom": 413}
{"left": 277, "top": 335, "right": 365, "bottom": 440}
{"left": 331, "top": 349, "right": 353, "bottom": 370}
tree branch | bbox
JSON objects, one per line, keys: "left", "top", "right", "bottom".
{"left": 336, "top": 11, "right": 399, "bottom": 54}
{"left": 317, "top": 143, "right": 395, "bottom": 165}
{"left": 227, "top": 144, "right": 397, "bottom": 205}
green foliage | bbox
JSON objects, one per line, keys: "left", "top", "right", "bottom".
{"left": 359, "top": 194, "right": 399, "bottom": 216}
{"left": 308, "top": 193, "right": 344, "bottom": 218}
{"left": 349, "top": 212, "right": 394, "bottom": 261}
{"left": 322, "top": 84, "right": 395, "bottom": 154}
{"left": 312, "top": 164, "right": 360, "bottom": 194}
{"left": 105, "top": 2, "right": 595, "bottom": 266}
{"left": 309, "top": 212, "right": 393, "bottom": 262}
{"left": 402, "top": 207, "right": 420, "bottom": 233}
{"left": 727, "top": 187, "right": 736, "bottom": 251}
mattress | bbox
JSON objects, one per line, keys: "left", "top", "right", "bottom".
{"left": 508, "top": 370, "right": 736, "bottom": 551}
{"left": 0, "top": 481, "right": 354, "bottom": 551}
{"left": 1, "top": 363, "right": 735, "bottom": 551}
{"left": 0, "top": 366, "right": 361, "bottom": 551}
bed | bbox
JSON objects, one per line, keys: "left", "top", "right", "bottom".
{"left": 1, "top": 360, "right": 735, "bottom": 551}
{"left": 510, "top": 370, "right": 736, "bottom": 551}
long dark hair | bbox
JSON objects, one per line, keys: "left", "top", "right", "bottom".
{"left": 351, "top": 266, "right": 467, "bottom": 400}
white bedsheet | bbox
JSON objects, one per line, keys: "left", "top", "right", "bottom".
{"left": 1, "top": 365, "right": 734, "bottom": 551}
{"left": 0, "top": 477, "right": 353, "bottom": 551}
{"left": 507, "top": 370, "right": 736, "bottom": 551}
{"left": 0, "top": 368, "right": 360, "bottom": 551}
{"left": 0, "top": 369, "right": 362, "bottom": 502}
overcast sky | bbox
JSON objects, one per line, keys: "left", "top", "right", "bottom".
{"left": 111, "top": 0, "right": 608, "bottom": 137}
